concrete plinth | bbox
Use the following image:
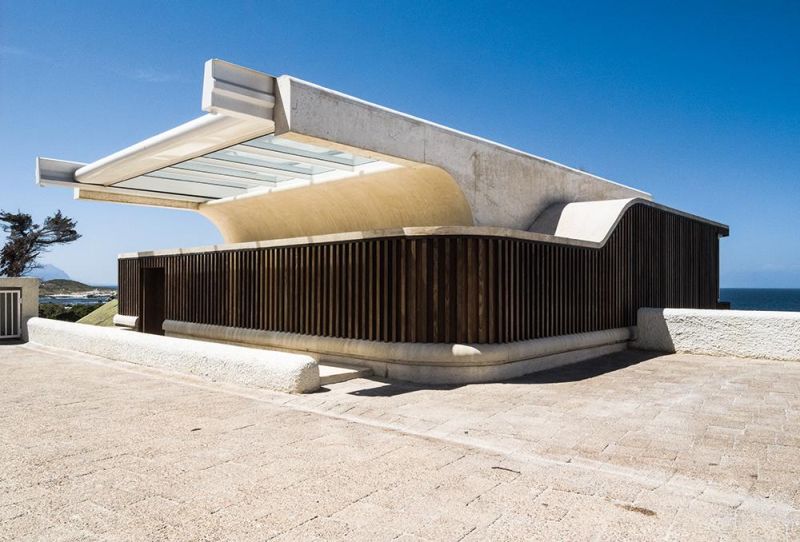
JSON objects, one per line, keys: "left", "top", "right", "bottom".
{"left": 163, "top": 319, "right": 634, "bottom": 385}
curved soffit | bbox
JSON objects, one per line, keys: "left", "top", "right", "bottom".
{"left": 198, "top": 164, "right": 474, "bottom": 243}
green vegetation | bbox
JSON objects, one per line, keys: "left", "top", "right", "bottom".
{"left": 76, "top": 300, "right": 118, "bottom": 327}
{"left": 0, "top": 209, "right": 81, "bottom": 277}
{"left": 39, "top": 302, "right": 104, "bottom": 322}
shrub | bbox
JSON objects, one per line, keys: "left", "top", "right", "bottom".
{"left": 39, "top": 302, "right": 103, "bottom": 322}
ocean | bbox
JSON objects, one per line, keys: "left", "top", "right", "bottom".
{"left": 720, "top": 288, "right": 800, "bottom": 312}
{"left": 39, "top": 296, "right": 113, "bottom": 306}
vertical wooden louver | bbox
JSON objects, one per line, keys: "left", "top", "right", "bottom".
{"left": 118, "top": 204, "right": 726, "bottom": 344}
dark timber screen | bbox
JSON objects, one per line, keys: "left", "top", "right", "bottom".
{"left": 119, "top": 204, "right": 726, "bottom": 343}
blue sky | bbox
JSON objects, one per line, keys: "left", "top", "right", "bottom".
{"left": 1, "top": 1, "right": 798, "bottom": 286}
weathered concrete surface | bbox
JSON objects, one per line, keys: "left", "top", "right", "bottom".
{"left": 27, "top": 318, "right": 319, "bottom": 393}
{"left": 0, "top": 277, "right": 38, "bottom": 342}
{"left": 2, "top": 344, "right": 799, "bottom": 540}
{"left": 635, "top": 308, "right": 800, "bottom": 361}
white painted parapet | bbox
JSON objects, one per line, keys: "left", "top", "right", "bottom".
{"left": 634, "top": 308, "right": 800, "bottom": 361}
{"left": 27, "top": 318, "right": 320, "bottom": 393}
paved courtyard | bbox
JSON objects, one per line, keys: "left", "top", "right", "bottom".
{"left": 1, "top": 343, "right": 799, "bottom": 540}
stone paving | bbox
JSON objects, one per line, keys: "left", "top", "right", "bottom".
{"left": 1, "top": 343, "right": 799, "bottom": 540}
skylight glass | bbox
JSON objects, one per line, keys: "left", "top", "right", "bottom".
{"left": 109, "top": 133, "right": 380, "bottom": 201}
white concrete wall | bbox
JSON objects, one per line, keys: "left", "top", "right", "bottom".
{"left": 0, "top": 277, "right": 39, "bottom": 342}
{"left": 27, "top": 318, "right": 320, "bottom": 393}
{"left": 634, "top": 308, "right": 800, "bottom": 361}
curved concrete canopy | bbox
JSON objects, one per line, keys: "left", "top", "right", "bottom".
{"left": 529, "top": 198, "right": 730, "bottom": 244}
{"left": 529, "top": 198, "right": 638, "bottom": 243}
{"left": 35, "top": 59, "right": 667, "bottom": 241}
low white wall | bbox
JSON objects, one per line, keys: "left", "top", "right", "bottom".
{"left": 0, "top": 277, "right": 39, "bottom": 342}
{"left": 635, "top": 308, "right": 800, "bottom": 361}
{"left": 27, "top": 318, "right": 320, "bottom": 393}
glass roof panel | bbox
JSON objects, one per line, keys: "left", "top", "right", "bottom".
{"left": 246, "top": 135, "right": 375, "bottom": 166}
{"left": 107, "top": 132, "right": 384, "bottom": 201}
{"left": 208, "top": 149, "right": 331, "bottom": 176}
{"left": 116, "top": 176, "right": 244, "bottom": 199}
{"left": 171, "top": 160, "right": 286, "bottom": 183}
{"left": 147, "top": 169, "right": 262, "bottom": 189}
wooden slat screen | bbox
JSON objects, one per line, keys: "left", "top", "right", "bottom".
{"left": 118, "top": 204, "right": 725, "bottom": 344}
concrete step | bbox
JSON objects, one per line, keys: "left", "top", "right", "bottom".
{"left": 318, "top": 362, "right": 372, "bottom": 386}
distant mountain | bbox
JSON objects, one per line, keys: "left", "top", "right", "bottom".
{"left": 28, "top": 264, "right": 70, "bottom": 281}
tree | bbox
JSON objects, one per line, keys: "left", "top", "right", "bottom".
{"left": 0, "top": 210, "right": 81, "bottom": 277}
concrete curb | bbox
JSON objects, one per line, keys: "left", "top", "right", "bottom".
{"left": 634, "top": 308, "right": 800, "bottom": 361}
{"left": 27, "top": 318, "right": 320, "bottom": 393}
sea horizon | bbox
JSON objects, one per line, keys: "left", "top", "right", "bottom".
{"left": 720, "top": 288, "right": 800, "bottom": 312}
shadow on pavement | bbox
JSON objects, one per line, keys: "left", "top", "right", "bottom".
{"left": 347, "top": 349, "right": 667, "bottom": 396}
{"left": 349, "top": 381, "right": 432, "bottom": 397}
{"left": 510, "top": 349, "right": 664, "bottom": 384}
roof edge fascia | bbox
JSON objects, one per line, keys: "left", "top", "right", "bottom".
{"left": 36, "top": 157, "right": 205, "bottom": 207}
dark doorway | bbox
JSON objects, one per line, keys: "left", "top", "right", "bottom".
{"left": 141, "top": 268, "right": 165, "bottom": 335}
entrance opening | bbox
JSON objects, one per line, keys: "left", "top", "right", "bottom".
{"left": 141, "top": 268, "right": 165, "bottom": 335}
{"left": 0, "top": 289, "right": 21, "bottom": 339}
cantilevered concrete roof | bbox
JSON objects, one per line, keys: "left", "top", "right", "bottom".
{"left": 37, "top": 59, "right": 657, "bottom": 242}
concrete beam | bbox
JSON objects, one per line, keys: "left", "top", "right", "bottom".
{"left": 202, "top": 59, "right": 277, "bottom": 119}
{"left": 272, "top": 76, "right": 652, "bottom": 231}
